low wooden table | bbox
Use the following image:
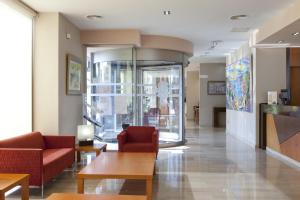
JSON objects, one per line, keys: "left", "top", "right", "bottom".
{"left": 77, "top": 152, "right": 156, "bottom": 200}
{"left": 76, "top": 143, "right": 107, "bottom": 163}
{"left": 47, "top": 193, "right": 146, "bottom": 200}
{"left": 0, "top": 174, "right": 29, "bottom": 200}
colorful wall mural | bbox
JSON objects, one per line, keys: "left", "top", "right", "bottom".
{"left": 226, "top": 58, "right": 252, "bottom": 112}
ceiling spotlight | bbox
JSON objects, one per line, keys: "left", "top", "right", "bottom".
{"left": 230, "top": 15, "right": 248, "bottom": 20}
{"left": 292, "top": 32, "right": 300, "bottom": 36}
{"left": 86, "top": 15, "right": 103, "bottom": 20}
{"left": 163, "top": 10, "right": 171, "bottom": 15}
{"left": 277, "top": 40, "right": 284, "bottom": 44}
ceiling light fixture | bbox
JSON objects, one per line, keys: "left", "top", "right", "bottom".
{"left": 292, "top": 32, "right": 300, "bottom": 36}
{"left": 209, "top": 40, "right": 223, "bottom": 50}
{"left": 277, "top": 40, "right": 284, "bottom": 44}
{"left": 86, "top": 15, "right": 103, "bottom": 20}
{"left": 230, "top": 15, "right": 248, "bottom": 20}
{"left": 163, "top": 10, "right": 171, "bottom": 15}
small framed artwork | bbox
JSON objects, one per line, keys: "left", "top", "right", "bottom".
{"left": 207, "top": 81, "right": 226, "bottom": 95}
{"left": 268, "top": 91, "right": 278, "bottom": 105}
{"left": 66, "top": 54, "right": 82, "bottom": 95}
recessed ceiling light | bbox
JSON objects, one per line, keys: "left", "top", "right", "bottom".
{"left": 292, "top": 32, "right": 300, "bottom": 36}
{"left": 230, "top": 15, "right": 248, "bottom": 20}
{"left": 277, "top": 40, "right": 284, "bottom": 44}
{"left": 86, "top": 15, "right": 103, "bottom": 20}
{"left": 231, "top": 27, "right": 251, "bottom": 32}
{"left": 163, "top": 10, "right": 171, "bottom": 15}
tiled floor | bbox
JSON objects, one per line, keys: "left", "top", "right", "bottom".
{"left": 7, "top": 127, "right": 300, "bottom": 200}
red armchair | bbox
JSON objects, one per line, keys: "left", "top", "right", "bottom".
{"left": 0, "top": 132, "right": 75, "bottom": 188}
{"left": 117, "top": 126, "right": 159, "bottom": 155}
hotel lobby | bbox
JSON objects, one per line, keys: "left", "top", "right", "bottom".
{"left": 1, "top": 0, "right": 300, "bottom": 199}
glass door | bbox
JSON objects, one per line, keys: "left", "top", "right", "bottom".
{"left": 138, "top": 65, "right": 183, "bottom": 145}
{"left": 86, "top": 48, "right": 134, "bottom": 142}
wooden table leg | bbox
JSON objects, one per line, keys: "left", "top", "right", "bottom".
{"left": 77, "top": 178, "right": 84, "bottom": 194}
{"left": 77, "top": 151, "right": 81, "bottom": 163}
{"left": 146, "top": 178, "right": 153, "bottom": 200}
{"left": 21, "top": 177, "right": 29, "bottom": 200}
{"left": 0, "top": 192, "right": 5, "bottom": 200}
{"left": 95, "top": 150, "right": 100, "bottom": 157}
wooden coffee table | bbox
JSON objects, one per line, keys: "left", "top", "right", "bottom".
{"left": 0, "top": 174, "right": 29, "bottom": 200}
{"left": 77, "top": 152, "right": 156, "bottom": 200}
{"left": 76, "top": 143, "right": 107, "bottom": 163}
{"left": 47, "top": 193, "right": 146, "bottom": 200}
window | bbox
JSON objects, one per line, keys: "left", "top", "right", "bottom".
{"left": 0, "top": 2, "right": 33, "bottom": 139}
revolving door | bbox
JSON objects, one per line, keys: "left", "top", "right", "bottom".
{"left": 86, "top": 47, "right": 187, "bottom": 147}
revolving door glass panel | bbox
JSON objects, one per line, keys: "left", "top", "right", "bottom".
{"left": 87, "top": 60, "right": 134, "bottom": 142}
{"left": 138, "top": 65, "right": 183, "bottom": 144}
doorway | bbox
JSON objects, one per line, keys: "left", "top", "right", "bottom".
{"left": 138, "top": 65, "right": 183, "bottom": 145}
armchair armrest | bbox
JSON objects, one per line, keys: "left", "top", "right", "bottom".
{"left": 152, "top": 130, "right": 159, "bottom": 143}
{"left": 0, "top": 148, "right": 43, "bottom": 185}
{"left": 117, "top": 131, "right": 127, "bottom": 152}
{"left": 43, "top": 135, "right": 75, "bottom": 149}
{"left": 152, "top": 130, "right": 159, "bottom": 155}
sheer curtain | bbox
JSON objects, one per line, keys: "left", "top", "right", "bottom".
{"left": 0, "top": 1, "right": 33, "bottom": 139}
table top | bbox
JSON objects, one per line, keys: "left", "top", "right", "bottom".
{"left": 47, "top": 193, "right": 147, "bottom": 200}
{"left": 77, "top": 152, "right": 156, "bottom": 179}
{"left": 76, "top": 143, "right": 107, "bottom": 151}
{"left": 0, "top": 174, "right": 29, "bottom": 191}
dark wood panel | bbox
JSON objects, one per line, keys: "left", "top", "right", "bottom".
{"left": 213, "top": 107, "right": 226, "bottom": 127}
{"left": 290, "top": 48, "right": 300, "bottom": 66}
{"left": 291, "top": 67, "right": 300, "bottom": 106}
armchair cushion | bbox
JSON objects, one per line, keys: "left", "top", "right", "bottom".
{"left": 122, "top": 143, "right": 155, "bottom": 152}
{"left": 126, "top": 126, "right": 155, "bottom": 142}
{"left": 43, "top": 148, "right": 74, "bottom": 183}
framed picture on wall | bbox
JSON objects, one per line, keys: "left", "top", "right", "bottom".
{"left": 66, "top": 54, "right": 82, "bottom": 95}
{"left": 207, "top": 81, "right": 226, "bottom": 95}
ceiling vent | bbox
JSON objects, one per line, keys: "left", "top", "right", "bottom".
{"left": 231, "top": 27, "right": 250, "bottom": 33}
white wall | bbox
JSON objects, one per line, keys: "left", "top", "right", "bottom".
{"left": 199, "top": 63, "right": 226, "bottom": 126}
{"left": 34, "top": 13, "right": 84, "bottom": 136}
{"left": 186, "top": 71, "right": 199, "bottom": 120}
{"left": 58, "top": 14, "right": 85, "bottom": 135}
{"left": 255, "top": 48, "right": 286, "bottom": 144}
{"left": 226, "top": 44, "right": 287, "bottom": 147}
{"left": 226, "top": 44, "right": 256, "bottom": 147}
{"left": 34, "top": 13, "right": 59, "bottom": 134}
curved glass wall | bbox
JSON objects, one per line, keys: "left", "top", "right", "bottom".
{"left": 86, "top": 47, "right": 187, "bottom": 147}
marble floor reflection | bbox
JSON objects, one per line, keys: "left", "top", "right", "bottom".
{"left": 7, "top": 127, "right": 300, "bottom": 199}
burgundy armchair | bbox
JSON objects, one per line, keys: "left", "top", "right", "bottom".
{"left": 117, "top": 126, "right": 159, "bottom": 155}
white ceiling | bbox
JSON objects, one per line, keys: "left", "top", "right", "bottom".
{"left": 259, "top": 18, "right": 300, "bottom": 46}
{"left": 23, "top": 0, "right": 295, "bottom": 62}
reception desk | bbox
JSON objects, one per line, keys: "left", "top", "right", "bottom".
{"left": 260, "top": 104, "right": 300, "bottom": 162}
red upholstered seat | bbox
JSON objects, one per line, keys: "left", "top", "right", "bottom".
{"left": 0, "top": 132, "right": 75, "bottom": 186}
{"left": 43, "top": 148, "right": 74, "bottom": 183}
{"left": 117, "top": 126, "right": 159, "bottom": 155}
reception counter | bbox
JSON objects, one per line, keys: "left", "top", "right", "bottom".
{"left": 260, "top": 104, "right": 300, "bottom": 162}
